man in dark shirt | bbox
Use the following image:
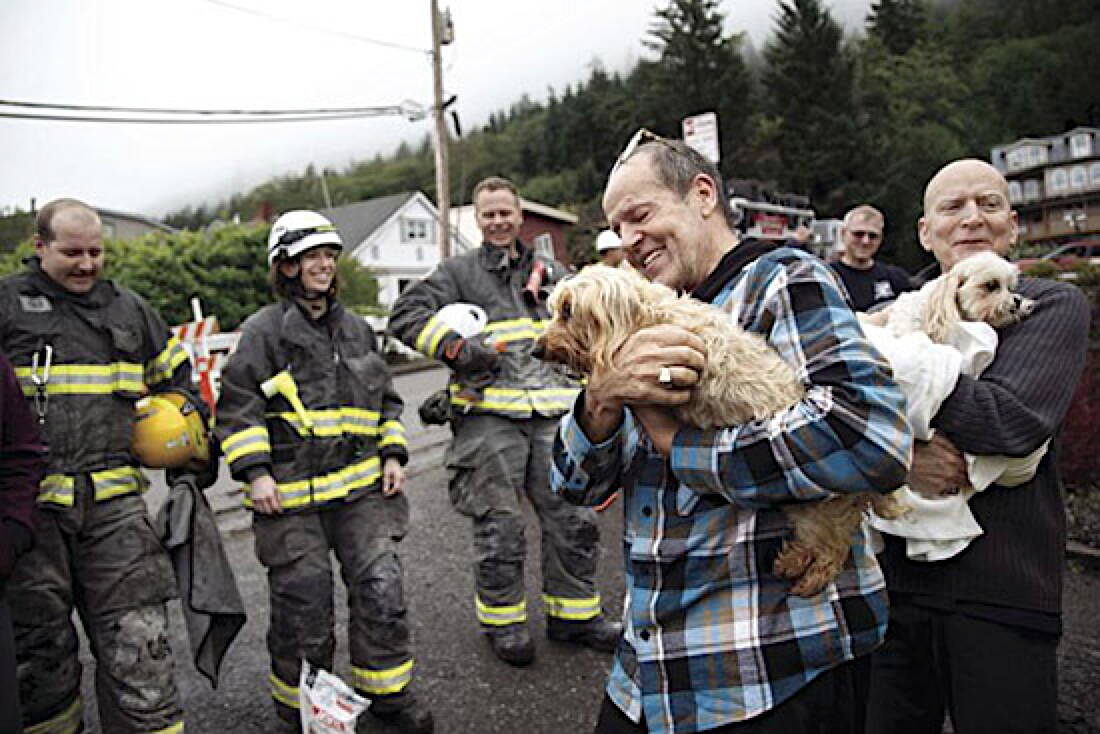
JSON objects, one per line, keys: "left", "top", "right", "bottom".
{"left": 829, "top": 205, "right": 913, "bottom": 311}
{"left": 865, "top": 159, "right": 1090, "bottom": 734}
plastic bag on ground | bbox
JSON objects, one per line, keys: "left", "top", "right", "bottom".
{"left": 299, "top": 660, "right": 369, "bottom": 734}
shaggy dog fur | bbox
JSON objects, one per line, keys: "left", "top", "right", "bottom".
{"left": 864, "top": 250, "right": 1036, "bottom": 343}
{"left": 537, "top": 264, "right": 904, "bottom": 597}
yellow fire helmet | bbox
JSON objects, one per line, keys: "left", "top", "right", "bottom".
{"left": 132, "top": 391, "right": 211, "bottom": 470}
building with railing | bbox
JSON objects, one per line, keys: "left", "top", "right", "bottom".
{"left": 990, "top": 126, "right": 1100, "bottom": 249}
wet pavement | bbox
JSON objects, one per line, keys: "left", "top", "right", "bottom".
{"left": 62, "top": 368, "right": 1100, "bottom": 732}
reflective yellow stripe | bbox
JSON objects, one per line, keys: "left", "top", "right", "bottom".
{"left": 26, "top": 695, "right": 82, "bottom": 734}
{"left": 223, "top": 426, "right": 271, "bottom": 464}
{"left": 15, "top": 363, "right": 144, "bottom": 395}
{"left": 269, "top": 407, "right": 386, "bottom": 438}
{"left": 91, "top": 466, "right": 147, "bottom": 501}
{"left": 352, "top": 659, "right": 413, "bottom": 695}
{"left": 269, "top": 672, "right": 299, "bottom": 709}
{"left": 37, "top": 467, "right": 146, "bottom": 506}
{"left": 483, "top": 317, "right": 548, "bottom": 344}
{"left": 476, "top": 596, "right": 527, "bottom": 626}
{"left": 415, "top": 315, "right": 456, "bottom": 359}
{"left": 242, "top": 455, "right": 382, "bottom": 510}
{"left": 38, "top": 474, "right": 76, "bottom": 506}
{"left": 151, "top": 723, "right": 185, "bottom": 734}
{"left": 145, "top": 336, "right": 189, "bottom": 386}
{"left": 450, "top": 385, "right": 579, "bottom": 414}
{"left": 542, "top": 594, "right": 602, "bottom": 621}
{"left": 378, "top": 420, "right": 407, "bottom": 448}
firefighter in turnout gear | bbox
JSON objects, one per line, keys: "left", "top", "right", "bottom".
{"left": 390, "top": 177, "right": 620, "bottom": 666}
{"left": 0, "top": 199, "right": 193, "bottom": 734}
{"left": 215, "top": 210, "right": 434, "bottom": 733}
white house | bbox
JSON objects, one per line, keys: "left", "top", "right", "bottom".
{"left": 323, "top": 192, "right": 471, "bottom": 310}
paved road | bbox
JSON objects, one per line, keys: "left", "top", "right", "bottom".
{"left": 66, "top": 365, "right": 1098, "bottom": 732}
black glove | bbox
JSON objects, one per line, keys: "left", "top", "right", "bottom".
{"left": 443, "top": 337, "right": 501, "bottom": 376}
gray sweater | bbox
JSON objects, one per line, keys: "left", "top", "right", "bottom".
{"left": 879, "top": 277, "right": 1091, "bottom": 614}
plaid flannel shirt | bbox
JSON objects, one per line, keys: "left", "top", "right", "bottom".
{"left": 551, "top": 249, "right": 912, "bottom": 733}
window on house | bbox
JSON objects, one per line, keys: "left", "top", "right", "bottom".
{"left": 1070, "top": 133, "right": 1092, "bottom": 159}
{"left": 1006, "top": 148, "right": 1027, "bottom": 171}
{"left": 1007, "top": 181, "right": 1022, "bottom": 203}
{"left": 1071, "top": 166, "right": 1088, "bottom": 190}
{"left": 102, "top": 222, "right": 116, "bottom": 239}
{"left": 1091, "top": 163, "right": 1100, "bottom": 186}
{"left": 532, "top": 232, "right": 554, "bottom": 259}
{"left": 371, "top": 245, "right": 380, "bottom": 260}
{"left": 401, "top": 218, "right": 433, "bottom": 243}
{"left": 1049, "top": 168, "right": 1069, "bottom": 195}
{"left": 1024, "top": 179, "right": 1041, "bottom": 201}
{"left": 416, "top": 246, "right": 424, "bottom": 262}
{"left": 1030, "top": 145, "right": 1048, "bottom": 167}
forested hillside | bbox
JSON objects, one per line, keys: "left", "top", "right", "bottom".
{"left": 5, "top": 0, "right": 1097, "bottom": 270}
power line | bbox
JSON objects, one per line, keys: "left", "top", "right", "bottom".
{"left": 0, "top": 109, "right": 407, "bottom": 125}
{"left": 197, "top": 0, "right": 429, "bottom": 55}
{"left": 0, "top": 97, "right": 408, "bottom": 117}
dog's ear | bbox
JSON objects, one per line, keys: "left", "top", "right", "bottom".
{"left": 923, "top": 270, "right": 963, "bottom": 343}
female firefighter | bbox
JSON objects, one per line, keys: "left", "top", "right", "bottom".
{"left": 215, "top": 210, "right": 433, "bottom": 733}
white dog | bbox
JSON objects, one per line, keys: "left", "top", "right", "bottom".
{"left": 865, "top": 250, "right": 1035, "bottom": 343}
{"left": 537, "top": 265, "right": 905, "bottom": 597}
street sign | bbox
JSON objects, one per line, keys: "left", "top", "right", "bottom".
{"left": 682, "top": 111, "right": 720, "bottom": 163}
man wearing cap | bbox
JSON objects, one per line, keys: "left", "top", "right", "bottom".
{"left": 596, "top": 229, "right": 626, "bottom": 268}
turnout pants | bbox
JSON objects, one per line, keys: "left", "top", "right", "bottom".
{"left": 445, "top": 414, "right": 602, "bottom": 628}
{"left": 865, "top": 599, "right": 1059, "bottom": 734}
{"left": 8, "top": 484, "right": 182, "bottom": 734}
{"left": 252, "top": 490, "right": 415, "bottom": 721}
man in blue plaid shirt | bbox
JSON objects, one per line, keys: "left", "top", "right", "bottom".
{"left": 550, "top": 132, "right": 912, "bottom": 734}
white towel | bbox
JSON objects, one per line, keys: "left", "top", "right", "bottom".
{"left": 862, "top": 322, "right": 1048, "bottom": 561}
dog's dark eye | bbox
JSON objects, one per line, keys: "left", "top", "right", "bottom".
{"left": 559, "top": 300, "right": 572, "bottom": 321}
{"left": 985, "top": 281, "right": 1001, "bottom": 292}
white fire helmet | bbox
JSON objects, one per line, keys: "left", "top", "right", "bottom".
{"left": 267, "top": 210, "right": 344, "bottom": 265}
{"left": 596, "top": 229, "right": 622, "bottom": 252}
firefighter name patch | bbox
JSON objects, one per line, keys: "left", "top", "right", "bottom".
{"left": 19, "top": 295, "right": 52, "bottom": 313}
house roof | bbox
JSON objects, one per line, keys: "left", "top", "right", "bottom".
{"left": 322, "top": 192, "right": 417, "bottom": 246}
{"left": 519, "top": 198, "right": 578, "bottom": 223}
{"left": 96, "top": 206, "right": 176, "bottom": 233}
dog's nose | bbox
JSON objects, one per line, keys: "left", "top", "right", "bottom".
{"left": 531, "top": 339, "right": 546, "bottom": 360}
{"left": 1015, "top": 294, "right": 1037, "bottom": 317}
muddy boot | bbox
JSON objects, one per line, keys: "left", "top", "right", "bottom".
{"left": 547, "top": 616, "right": 622, "bottom": 653}
{"left": 368, "top": 691, "right": 434, "bottom": 734}
{"left": 483, "top": 623, "right": 535, "bottom": 666}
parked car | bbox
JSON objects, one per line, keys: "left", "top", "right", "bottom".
{"left": 1014, "top": 241, "right": 1100, "bottom": 272}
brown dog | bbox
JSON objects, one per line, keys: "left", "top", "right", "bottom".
{"left": 537, "top": 265, "right": 905, "bottom": 597}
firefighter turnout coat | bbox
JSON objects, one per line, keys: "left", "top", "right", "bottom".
{"left": 0, "top": 257, "right": 191, "bottom": 734}
{"left": 389, "top": 242, "right": 578, "bottom": 417}
{"left": 217, "top": 298, "right": 408, "bottom": 508}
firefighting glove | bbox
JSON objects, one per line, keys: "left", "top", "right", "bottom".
{"left": 442, "top": 336, "right": 501, "bottom": 376}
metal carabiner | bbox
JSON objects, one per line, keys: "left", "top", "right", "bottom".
{"left": 30, "top": 344, "right": 53, "bottom": 424}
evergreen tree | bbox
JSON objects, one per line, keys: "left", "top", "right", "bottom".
{"left": 867, "top": 0, "right": 926, "bottom": 55}
{"left": 638, "top": 0, "right": 753, "bottom": 174}
{"left": 763, "top": 0, "right": 864, "bottom": 213}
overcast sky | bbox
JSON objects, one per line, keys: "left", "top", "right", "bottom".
{"left": 0, "top": 0, "right": 871, "bottom": 218}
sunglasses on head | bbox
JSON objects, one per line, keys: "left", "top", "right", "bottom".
{"left": 610, "top": 127, "right": 684, "bottom": 177}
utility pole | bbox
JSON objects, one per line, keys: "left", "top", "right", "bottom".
{"left": 431, "top": 0, "right": 453, "bottom": 259}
